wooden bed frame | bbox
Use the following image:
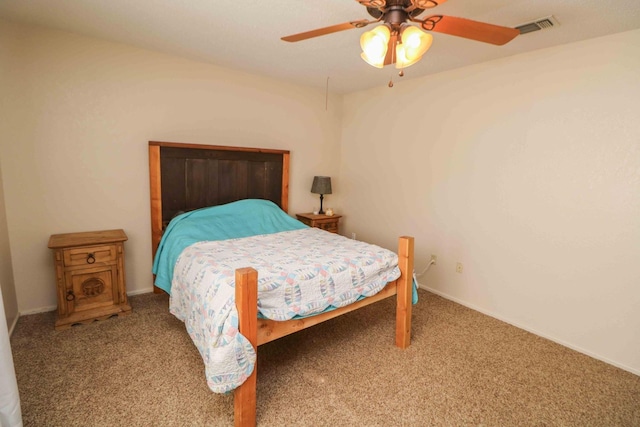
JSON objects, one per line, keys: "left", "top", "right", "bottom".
{"left": 148, "top": 141, "right": 414, "bottom": 427}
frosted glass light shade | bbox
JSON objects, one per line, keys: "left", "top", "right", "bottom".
{"left": 360, "top": 25, "right": 391, "bottom": 68}
{"left": 395, "top": 26, "right": 433, "bottom": 69}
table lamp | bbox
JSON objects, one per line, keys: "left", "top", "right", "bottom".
{"left": 311, "top": 176, "right": 332, "bottom": 215}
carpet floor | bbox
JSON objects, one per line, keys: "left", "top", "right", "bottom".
{"left": 10, "top": 289, "right": 640, "bottom": 426}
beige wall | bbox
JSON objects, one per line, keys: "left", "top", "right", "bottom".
{"left": 0, "top": 20, "right": 344, "bottom": 313}
{"left": 341, "top": 29, "right": 640, "bottom": 374}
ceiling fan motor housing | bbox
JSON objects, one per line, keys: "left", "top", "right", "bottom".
{"left": 382, "top": 6, "right": 410, "bottom": 32}
{"left": 366, "top": 2, "right": 428, "bottom": 33}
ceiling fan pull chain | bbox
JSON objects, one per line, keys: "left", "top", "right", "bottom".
{"left": 325, "top": 76, "right": 329, "bottom": 111}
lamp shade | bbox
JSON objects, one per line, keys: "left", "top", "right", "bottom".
{"left": 311, "top": 176, "right": 332, "bottom": 195}
{"left": 395, "top": 25, "right": 432, "bottom": 69}
{"left": 360, "top": 25, "right": 391, "bottom": 68}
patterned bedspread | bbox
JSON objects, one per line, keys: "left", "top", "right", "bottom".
{"left": 169, "top": 227, "right": 400, "bottom": 393}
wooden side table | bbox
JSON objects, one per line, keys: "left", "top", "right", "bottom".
{"left": 296, "top": 213, "right": 342, "bottom": 234}
{"left": 48, "top": 229, "right": 131, "bottom": 330}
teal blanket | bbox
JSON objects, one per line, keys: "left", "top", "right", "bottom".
{"left": 152, "top": 199, "right": 307, "bottom": 293}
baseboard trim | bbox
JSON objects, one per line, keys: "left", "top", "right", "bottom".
{"left": 8, "top": 312, "right": 19, "bottom": 336}
{"left": 127, "top": 287, "right": 154, "bottom": 296}
{"left": 20, "top": 305, "right": 57, "bottom": 315}
{"left": 418, "top": 283, "right": 640, "bottom": 377}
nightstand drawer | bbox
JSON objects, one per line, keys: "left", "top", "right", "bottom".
{"left": 296, "top": 213, "right": 341, "bottom": 234}
{"left": 63, "top": 244, "right": 117, "bottom": 267}
{"left": 317, "top": 221, "right": 338, "bottom": 233}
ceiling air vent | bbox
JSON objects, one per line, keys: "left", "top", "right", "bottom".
{"left": 516, "top": 15, "right": 560, "bottom": 35}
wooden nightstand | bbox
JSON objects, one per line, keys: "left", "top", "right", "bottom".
{"left": 296, "top": 213, "right": 342, "bottom": 234}
{"left": 48, "top": 229, "right": 131, "bottom": 330}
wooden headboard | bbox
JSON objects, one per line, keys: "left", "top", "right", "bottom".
{"left": 148, "top": 141, "right": 290, "bottom": 261}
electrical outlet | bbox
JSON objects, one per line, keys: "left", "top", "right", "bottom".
{"left": 456, "top": 262, "right": 463, "bottom": 273}
{"left": 430, "top": 254, "right": 437, "bottom": 265}
{"left": 351, "top": 232, "right": 356, "bottom": 240}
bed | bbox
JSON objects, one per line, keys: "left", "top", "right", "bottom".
{"left": 148, "top": 141, "right": 415, "bottom": 427}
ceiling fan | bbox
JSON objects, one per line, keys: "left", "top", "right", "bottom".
{"left": 282, "top": 0, "right": 519, "bottom": 69}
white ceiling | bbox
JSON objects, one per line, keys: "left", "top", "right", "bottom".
{"left": 1, "top": 0, "right": 639, "bottom": 93}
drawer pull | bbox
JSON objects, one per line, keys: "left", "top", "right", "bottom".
{"left": 86, "top": 253, "right": 96, "bottom": 264}
{"left": 66, "top": 290, "right": 75, "bottom": 301}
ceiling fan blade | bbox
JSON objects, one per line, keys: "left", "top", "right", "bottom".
{"left": 421, "top": 15, "right": 519, "bottom": 45}
{"left": 281, "top": 20, "right": 371, "bottom": 42}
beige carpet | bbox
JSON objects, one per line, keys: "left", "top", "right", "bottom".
{"left": 10, "top": 289, "right": 640, "bottom": 426}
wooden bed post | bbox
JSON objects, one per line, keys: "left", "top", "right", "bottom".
{"left": 395, "top": 236, "right": 414, "bottom": 349}
{"left": 148, "top": 143, "right": 164, "bottom": 294}
{"left": 234, "top": 268, "right": 258, "bottom": 427}
{"left": 281, "top": 152, "right": 290, "bottom": 213}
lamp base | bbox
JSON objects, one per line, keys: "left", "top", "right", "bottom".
{"left": 318, "top": 194, "right": 325, "bottom": 215}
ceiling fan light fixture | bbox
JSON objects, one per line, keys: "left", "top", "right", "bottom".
{"left": 395, "top": 25, "right": 432, "bottom": 69}
{"left": 360, "top": 24, "right": 391, "bottom": 68}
